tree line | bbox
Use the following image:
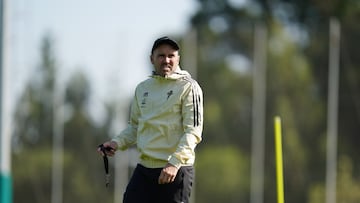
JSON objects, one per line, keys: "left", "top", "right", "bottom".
{"left": 11, "top": 0, "right": 360, "bottom": 202}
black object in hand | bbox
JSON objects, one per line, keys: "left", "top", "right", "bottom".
{"left": 98, "top": 144, "right": 112, "bottom": 187}
{"left": 98, "top": 144, "right": 114, "bottom": 154}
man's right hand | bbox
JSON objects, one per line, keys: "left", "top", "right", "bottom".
{"left": 97, "top": 141, "right": 118, "bottom": 157}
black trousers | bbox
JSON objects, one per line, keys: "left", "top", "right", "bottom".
{"left": 123, "top": 164, "right": 194, "bottom": 203}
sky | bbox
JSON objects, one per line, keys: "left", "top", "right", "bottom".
{"left": 7, "top": 0, "right": 199, "bottom": 121}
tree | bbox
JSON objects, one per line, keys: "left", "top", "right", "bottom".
{"left": 12, "top": 34, "right": 57, "bottom": 202}
{"left": 12, "top": 34, "right": 116, "bottom": 202}
{"left": 195, "top": 145, "right": 250, "bottom": 203}
{"left": 189, "top": 0, "right": 360, "bottom": 202}
{"left": 12, "top": 34, "right": 56, "bottom": 149}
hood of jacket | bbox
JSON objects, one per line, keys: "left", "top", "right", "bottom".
{"left": 151, "top": 66, "right": 191, "bottom": 80}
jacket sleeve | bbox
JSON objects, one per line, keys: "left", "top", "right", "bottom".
{"left": 169, "top": 80, "right": 203, "bottom": 168}
{"left": 111, "top": 93, "right": 139, "bottom": 150}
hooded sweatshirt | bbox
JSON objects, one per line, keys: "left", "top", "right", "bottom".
{"left": 112, "top": 67, "right": 203, "bottom": 169}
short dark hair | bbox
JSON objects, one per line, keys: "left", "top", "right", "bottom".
{"left": 151, "top": 36, "right": 180, "bottom": 54}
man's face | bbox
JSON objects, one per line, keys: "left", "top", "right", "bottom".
{"left": 150, "top": 44, "right": 180, "bottom": 77}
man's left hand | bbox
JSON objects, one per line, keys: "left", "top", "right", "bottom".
{"left": 158, "top": 163, "right": 179, "bottom": 184}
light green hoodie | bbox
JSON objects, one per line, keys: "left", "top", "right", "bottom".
{"left": 112, "top": 67, "right": 203, "bottom": 169}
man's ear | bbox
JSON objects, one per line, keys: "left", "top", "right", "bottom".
{"left": 150, "top": 55, "right": 154, "bottom": 64}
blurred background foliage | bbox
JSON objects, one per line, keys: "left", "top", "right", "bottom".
{"left": 11, "top": 0, "right": 359, "bottom": 202}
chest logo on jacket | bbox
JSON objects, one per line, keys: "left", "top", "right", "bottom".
{"left": 167, "top": 90, "right": 173, "bottom": 100}
{"left": 141, "top": 92, "right": 149, "bottom": 108}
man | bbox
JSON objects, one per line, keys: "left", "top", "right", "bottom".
{"left": 98, "top": 36, "right": 203, "bottom": 203}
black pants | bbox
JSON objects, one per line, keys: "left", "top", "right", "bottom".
{"left": 123, "top": 164, "right": 194, "bottom": 203}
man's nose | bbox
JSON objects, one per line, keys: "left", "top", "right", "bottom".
{"left": 165, "top": 57, "right": 171, "bottom": 63}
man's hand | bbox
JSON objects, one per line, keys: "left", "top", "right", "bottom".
{"left": 158, "top": 163, "right": 179, "bottom": 184}
{"left": 97, "top": 141, "right": 118, "bottom": 157}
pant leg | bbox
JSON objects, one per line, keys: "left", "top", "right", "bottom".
{"left": 178, "top": 166, "right": 194, "bottom": 203}
{"left": 123, "top": 164, "right": 152, "bottom": 203}
{"left": 156, "top": 166, "right": 194, "bottom": 203}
